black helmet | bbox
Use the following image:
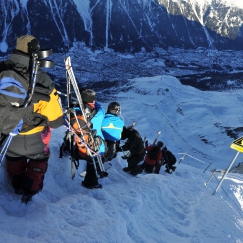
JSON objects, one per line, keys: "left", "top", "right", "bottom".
{"left": 157, "top": 141, "right": 163, "bottom": 148}
{"left": 108, "top": 102, "right": 120, "bottom": 115}
{"left": 163, "top": 146, "right": 167, "bottom": 152}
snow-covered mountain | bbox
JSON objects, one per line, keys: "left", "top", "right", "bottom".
{"left": 1, "top": 0, "right": 243, "bottom": 53}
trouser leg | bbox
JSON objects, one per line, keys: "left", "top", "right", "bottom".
{"left": 83, "top": 159, "right": 98, "bottom": 186}
{"left": 145, "top": 164, "right": 154, "bottom": 173}
{"left": 6, "top": 156, "right": 27, "bottom": 191}
{"left": 23, "top": 158, "right": 48, "bottom": 195}
{"left": 154, "top": 162, "right": 162, "bottom": 174}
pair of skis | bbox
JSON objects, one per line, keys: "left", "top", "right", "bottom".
{"left": 64, "top": 56, "right": 106, "bottom": 179}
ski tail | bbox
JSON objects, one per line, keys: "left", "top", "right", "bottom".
{"left": 153, "top": 131, "right": 161, "bottom": 145}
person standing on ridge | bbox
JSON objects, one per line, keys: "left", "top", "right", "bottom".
{"left": 101, "top": 102, "right": 124, "bottom": 162}
{"left": 4, "top": 35, "right": 63, "bottom": 203}
{"left": 79, "top": 89, "right": 106, "bottom": 189}
{"left": 117, "top": 126, "right": 145, "bottom": 175}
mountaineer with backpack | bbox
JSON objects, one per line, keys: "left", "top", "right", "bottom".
{"left": 101, "top": 102, "right": 124, "bottom": 162}
{"left": 0, "top": 35, "right": 63, "bottom": 203}
{"left": 61, "top": 89, "right": 106, "bottom": 189}
{"left": 140, "top": 141, "right": 163, "bottom": 173}
{"left": 154, "top": 146, "right": 177, "bottom": 174}
{"left": 117, "top": 126, "right": 145, "bottom": 175}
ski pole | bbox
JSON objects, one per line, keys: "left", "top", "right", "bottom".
{"left": 178, "top": 152, "right": 187, "bottom": 164}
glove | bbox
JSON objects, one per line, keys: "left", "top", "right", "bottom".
{"left": 94, "top": 136, "right": 103, "bottom": 149}
{"left": 116, "top": 146, "right": 122, "bottom": 152}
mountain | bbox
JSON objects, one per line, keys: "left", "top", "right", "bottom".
{"left": 0, "top": 0, "right": 243, "bottom": 54}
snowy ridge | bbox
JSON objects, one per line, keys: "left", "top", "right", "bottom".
{"left": 1, "top": 70, "right": 243, "bottom": 241}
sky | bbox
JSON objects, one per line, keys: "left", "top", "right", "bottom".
{"left": 1, "top": 50, "right": 243, "bottom": 242}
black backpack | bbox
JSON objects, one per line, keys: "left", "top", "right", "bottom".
{"left": 147, "top": 146, "right": 160, "bottom": 160}
{"left": 0, "top": 60, "right": 30, "bottom": 135}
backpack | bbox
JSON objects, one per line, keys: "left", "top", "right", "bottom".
{"left": 60, "top": 114, "right": 103, "bottom": 159}
{"left": 147, "top": 146, "right": 160, "bottom": 160}
{"left": 0, "top": 60, "right": 30, "bottom": 135}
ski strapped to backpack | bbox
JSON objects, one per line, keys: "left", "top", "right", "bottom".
{"left": 0, "top": 49, "right": 55, "bottom": 165}
{"left": 153, "top": 131, "right": 161, "bottom": 145}
{"left": 61, "top": 111, "right": 102, "bottom": 179}
{"left": 63, "top": 56, "right": 106, "bottom": 179}
{"left": 145, "top": 131, "right": 162, "bottom": 160}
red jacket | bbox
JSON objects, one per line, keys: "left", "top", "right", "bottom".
{"left": 144, "top": 144, "right": 162, "bottom": 165}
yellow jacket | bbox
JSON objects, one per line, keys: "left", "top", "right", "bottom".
{"left": 20, "top": 88, "right": 63, "bottom": 135}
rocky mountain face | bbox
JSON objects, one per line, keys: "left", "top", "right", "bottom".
{"left": 0, "top": 0, "right": 242, "bottom": 54}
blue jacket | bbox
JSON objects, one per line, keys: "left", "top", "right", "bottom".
{"left": 91, "top": 101, "right": 106, "bottom": 154}
{"left": 101, "top": 113, "right": 124, "bottom": 142}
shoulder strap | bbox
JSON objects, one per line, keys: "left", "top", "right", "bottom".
{"left": 1, "top": 60, "right": 30, "bottom": 81}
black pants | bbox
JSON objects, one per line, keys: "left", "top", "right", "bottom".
{"left": 140, "top": 162, "right": 154, "bottom": 173}
{"left": 83, "top": 157, "right": 98, "bottom": 186}
{"left": 105, "top": 140, "right": 117, "bottom": 161}
{"left": 127, "top": 153, "right": 145, "bottom": 172}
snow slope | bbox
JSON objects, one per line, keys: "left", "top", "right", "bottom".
{"left": 0, "top": 73, "right": 243, "bottom": 242}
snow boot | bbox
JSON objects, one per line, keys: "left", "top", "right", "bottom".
{"left": 130, "top": 166, "right": 143, "bottom": 175}
{"left": 21, "top": 193, "right": 33, "bottom": 204}
{"left": 171, "top": 166, "right": 176, "bottom": 171}
{"left": 123, "top": 167, "right": 131, "bottom": 172}
{"left": 81, "top": 181, "right": 102, "bottom": 189}
{"left": 14, "top": 187, "right": 23, "bottom": 195}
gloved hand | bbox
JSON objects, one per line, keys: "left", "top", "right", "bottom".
{"left": 117, "top": 145, "right": 123, "bottom": 152}
{"left": 94, "top": 136, "right": 102, "bottom": 150}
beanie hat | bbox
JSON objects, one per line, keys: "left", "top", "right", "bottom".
{"left": 157, "top": 141, "right": 163, "bottom": 148}
{"left": 16, "top": 35, "right": 40, "bottom": 55}
{"left": 81, "top": 89, "right": 96, "bottom": 103}
{"left": 108, "top": 101, "right": 120, "bottom": 115}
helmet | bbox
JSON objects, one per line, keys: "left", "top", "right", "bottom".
{"left": 108, "top": 102, "right": 120, "bottom": 115}
{"left": 162, "top": 146, "right": 167, "bottom": 152}
{"left": 81, "top": 89, "right": 96, "bottom": 103}
{"left": 157, "top": 141, "right": 163, "bottom": 148}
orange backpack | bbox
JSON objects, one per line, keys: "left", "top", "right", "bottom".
{"left": 70, "top": 115, "right": 93, "bottom": 159}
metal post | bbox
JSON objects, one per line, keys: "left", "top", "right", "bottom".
{"left": 178, "top": 152, "right": 187, "bottom": 164}
{"left": 213, "top": 151, "right": 240, "bottom": 195}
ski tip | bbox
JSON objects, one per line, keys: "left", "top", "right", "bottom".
{"left": 64, "top": 56, "right": 71, "bottom": 69}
